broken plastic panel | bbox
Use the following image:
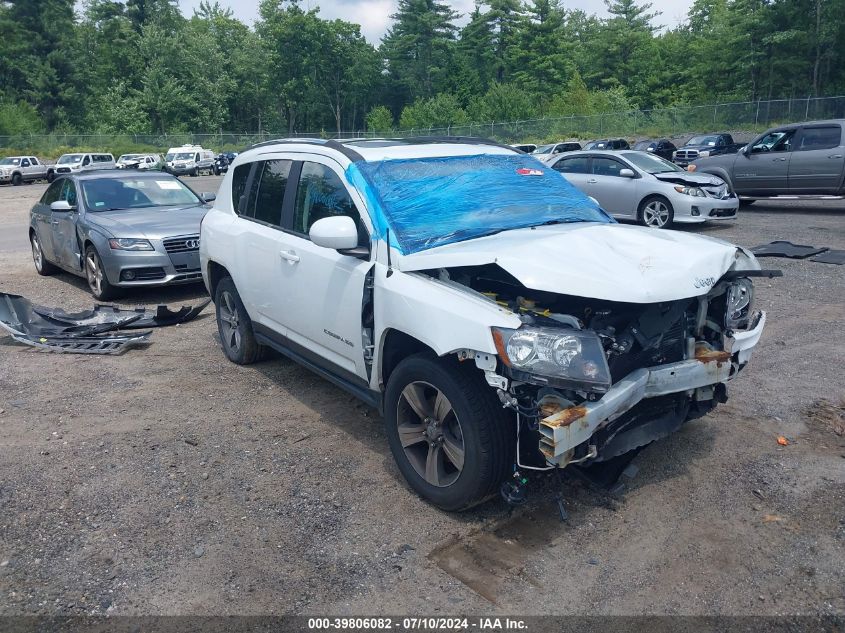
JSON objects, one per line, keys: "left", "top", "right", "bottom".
{"left": 347, "top": 154, "right": 613, "bottom": 255}
{"left": 0, "top": 292, "right": 210, "bottom": 354}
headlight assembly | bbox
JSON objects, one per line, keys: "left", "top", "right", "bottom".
{"left": 674, "top": 185, "right": 707, "bottom": 197}
{"left": 725, "top": 278, "right": 754, "bottom": 329}
{"left": 108, "top": 238, "right": 154, "bottom": 251}
{"left": 492, "top": 326, "right": 611, "bottom": 392}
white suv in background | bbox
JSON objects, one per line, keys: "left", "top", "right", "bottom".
{"left": 201, "top": 138, "right": 770, "bottom": 511}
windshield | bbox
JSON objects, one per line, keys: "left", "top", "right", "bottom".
{"left": 349, "top": 153, "right": 613, "bottom": 255}
{"left": 58, "top": 154, "right": 83, "bottom": 164}
{"left": 174, "top": 152, "right": 195, "bottom": 160}
{"left": 633, "top": 141, "right": 653, "bottom": 150}
{"left": 686, "top": 135, "right": 719, "bottom": 146}
{"left": 532, "top": 144, "right": 555, "bottom": 154}
{"left": 620, "top": 151, "right": 683, "bottom": 173}
{"left": 0, "top": 157, "right": 21, "bottom": 166}
{"left": 118, "top": 154, "right": 140, "bottom": 162}
{"left": 81, "top": 177, "right": 201, "bottom": 211}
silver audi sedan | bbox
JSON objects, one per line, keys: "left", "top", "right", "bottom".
{"left": 29, "top": 171, "right": 214, "bottom": 299}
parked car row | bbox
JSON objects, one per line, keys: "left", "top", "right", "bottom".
{"left": 2, "top": 145, "right": 238, "bottom": 186}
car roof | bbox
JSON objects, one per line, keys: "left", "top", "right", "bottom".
{"left": 243, "top": 137, "right": 518, "bottom": 163}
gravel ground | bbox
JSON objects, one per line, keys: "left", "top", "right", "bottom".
{"left": 0, "top": 177, "right": 843, "bottom": 617}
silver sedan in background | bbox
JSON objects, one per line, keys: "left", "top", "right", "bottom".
{"left": 29, "top": 171, "right": 214, "bottom": 299}
{"left": 540, "top": 150, "right": 739, "bottom": 228}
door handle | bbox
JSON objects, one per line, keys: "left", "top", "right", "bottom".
{"left": 772, "top": 157, "right": 787, "bottom": 161}
{"left": 51, "top": 220, "right": 59, "bottom": 225}
{"left": 587, "top": 178, "right": 598, "bottom": 184}
{"left": 829, "top": 154, "right": 843, "bottom": 159}
{"left": 279, "top": 250, "right": 300, "bottom": 264}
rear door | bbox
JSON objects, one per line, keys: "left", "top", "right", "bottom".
{"left": 549, "top": 155, "right": 591, "bottom": 193}
{"left": 732, "top": 129, "right": 795, "bottom": 194}
{"left": 788, "top": 124, "right": 844, "bottom": 193}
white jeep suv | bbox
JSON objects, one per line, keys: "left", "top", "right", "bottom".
{"left": 200, "top": 137, "right": 772, "bottom": 511}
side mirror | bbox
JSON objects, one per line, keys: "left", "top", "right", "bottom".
{"left": 200, "top": 192, "right": 216, "bottom": 202}
{"left": 50, "top": 200, "right": 75, "bottom": 212}
{"left": 310, "top": 216, "right": 360, "bottom": 251}
{"left": 619, "top": 168, "right": 636, "bottom": 178}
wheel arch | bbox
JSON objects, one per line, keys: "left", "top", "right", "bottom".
{"left": 378, "top": 329, "right": 437, "bottom": 389}
{"left": 206, "top": 260, "right": 230, "bottom": 301}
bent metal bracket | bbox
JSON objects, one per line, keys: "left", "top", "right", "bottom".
{"left": 0, "top": 292, "right": 210, "bottom": 355}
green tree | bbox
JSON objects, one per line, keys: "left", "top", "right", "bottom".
{"left": 367, "top": 105, "right": 395, "bottom": 132}
{"left": 509, "top": 0, "right": 573, "bottom": 95}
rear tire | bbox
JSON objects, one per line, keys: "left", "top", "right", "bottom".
{"left": 638, "top": 195, "right": 674, "bottom": 229}
{"left": 384, "top": 354, "right": 514, "bottom": 511}
{"left": 30, "top": 231, "right": 58, "bottom": 276}
{"left": 214, "top": 276, "right": 268, "bottom": 365}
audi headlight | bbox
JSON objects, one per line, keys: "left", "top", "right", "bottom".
{"left": 108, "top": 238, "right": 154, "bottom": 251}
{"left": 492, "top": 326, "right": 611, "bottom": 391}
{"left": 674, "top": 185, "right": 707, "bottom": 197}
{"left": 725, "top": 278, "right": 754, "bottom": 329}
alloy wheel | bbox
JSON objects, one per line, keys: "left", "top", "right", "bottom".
{"left": 643, "top": 200, "right": 671, "bottom": 227}
{"left": 31, "top": 235, "right": 43, "bottom": 271}
{"left": 85, "top": 251, "right": 103, "bottom": 296}
{"left": 219, "top": 290, "right": 242, "bottom": 354}
{"left": 396, "top": 381, "right": 464, "bottom": 487}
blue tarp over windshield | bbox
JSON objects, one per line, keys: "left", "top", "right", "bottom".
{"left": 346, "top": 153, "right": 614, "bottom": 255}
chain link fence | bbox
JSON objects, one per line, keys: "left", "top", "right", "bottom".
{"left": 3, "top": 96, "right": 844, "bottom": 155}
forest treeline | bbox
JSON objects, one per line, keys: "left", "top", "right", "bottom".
{"left": 1, "top": 0, "right": 843, "bottom": 136}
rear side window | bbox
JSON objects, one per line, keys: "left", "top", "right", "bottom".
{"left": 292, "top": 162, "right": 358, "bottom": 236}
{"left": 553, "top": 156, "right": 590, "bottom": 174}
{"left": 798, "top": 126, "right": 841, "bottom": 151}
{"left": 234, "top": 160, "right": 292, "bottom": 228}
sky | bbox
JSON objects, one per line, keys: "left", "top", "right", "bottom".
{"left": 178, "top": 0, "right": 696, "bottom": 44}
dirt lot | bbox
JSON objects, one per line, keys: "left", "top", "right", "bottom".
{"left": 1, "top": 177, "right": 843, "bottom": 617}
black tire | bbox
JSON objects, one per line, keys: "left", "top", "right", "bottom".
{"left": 30, "top": 231, "right": 58, "bottom": 276}
{"left": 213, "top": 166, "right": 220, "bottom": 176}
{"left": 46, "top": 170, "right": 55, "bottom": 183}
{"left": 214, "top": 276, "right": 268, "bottom": 365}
{"left": 83, "top": 245, "right": 118, "bottom": 300}
{"left": 11, "top": 173, "right": 21, "bottom": 186}
{"left": 638, "top": 195, "right": 674, "bottom": 229}
{"left": 384, "top": 354, "right": 514, "bottom": 511}
{"left": 190, "top": 168, "right": 198, "bottom": 177}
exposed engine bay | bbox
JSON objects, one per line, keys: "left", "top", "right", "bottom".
{"left": 422, "top": 263, "right": 767, "bottom": 471}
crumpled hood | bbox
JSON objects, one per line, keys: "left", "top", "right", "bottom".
{"left": 653, "top": 172, "right": 725, "bottom": 187}
{"left": 89, "top": 205, "right": 207, "bottom": 240}
{"left": 397, "top": 223, "right": 748, "bottom": 303}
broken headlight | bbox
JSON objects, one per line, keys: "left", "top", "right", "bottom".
{"left": 725, "top": 278, "right": 754, "bottom": 329}
{"left": 492, "top": 326, "right": 611, "bottom": 392}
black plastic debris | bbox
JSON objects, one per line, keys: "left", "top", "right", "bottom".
{"left": 810, "top": 249, "right": 845, "bottom": 265}
{"left": 0, "top": 292, "right": 210, "bottom": 355}
{"left": 750, "top": 241, "right": 829, "bottom": 259}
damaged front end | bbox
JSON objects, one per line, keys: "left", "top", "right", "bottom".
{"left": 441, "top": 263, "right": 773, "bottom": 470}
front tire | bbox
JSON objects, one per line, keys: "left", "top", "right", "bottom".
{"left": 46, "top": 170, "right": 55, "bottom": 183}
{"left": 638, "top": 195, "right": 674, "bottom": 229}
{"left": 11, "top": 173, "right": 21, "bottom": 186}
{"left": 214, "top": 276, "right": 267, "bottom": 365}
{"left": 384, "top": 354, "right": 514, "bottom": 511}
{"left": 30, "top": 231, "right": 58, "bottom": 275}
{"left": 84, "top": 245, "right": 117, "bottom": 300}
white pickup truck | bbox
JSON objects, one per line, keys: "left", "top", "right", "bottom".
{"left": 0, "top": 156, "right": 49, "bottom": 186}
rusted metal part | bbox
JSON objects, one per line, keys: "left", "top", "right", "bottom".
{"left": 695, "top": 343, "right": 731, "bottom": 365}
{"left": 538, "top": 353, "right": 734, "bottom": 467}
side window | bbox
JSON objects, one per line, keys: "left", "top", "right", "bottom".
{"left": 751, "top": 131, "right": 794, "bottom": 153}
{"left": 798, "top": 126, "right": 841, "bottom": 151}
{"left": 252, "top": 160, "right": 291, "bottom": 226}
{"left": 554, "top": 157, "right": 590, "bottom": 174}
{"left": 30, "top": 157, "right": 39, "bottom": 165}
{"left": 231, "top": 163, "right": 252, "bottom": 213}
{"left": 21, "top": 158, "right": 30, "bottom": 167}
{"left": 61, "top": 180, "right": 78, "bottom": 206}
{"left": 591, "top": 157, "right": 624, "bottom": 177}
{"left": 82, "top": 156, "right": 91, "bottom": 166}
{"left": 292, "top": 162, "right": 359, "bottom": 236}
{"left": 41, "top": 180, "right": 63, "bottom": 204}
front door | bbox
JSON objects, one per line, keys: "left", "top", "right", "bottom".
{"left": 273, "top": 159, "right": 373, "bottom": 380}
{"left": 732, "top": 129, "right": 795, "bottom": 194}
{"left": 789, "top": 124, "right": 845, "bottom": 193}
{"left": 52, "top": 179, "right": 82, "bottom": 271}
{"left": 586, "top": 156, "right": 638, "bottom": 217}
{"left": 34, "top": 179, "right": 64, "bottom": 261}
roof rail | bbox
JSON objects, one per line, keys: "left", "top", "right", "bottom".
{"left": 368, "top": 136, "right": 520, "bottom": 152}
{"left": 244, "top": 138, "right": 364, "bottom": 162}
